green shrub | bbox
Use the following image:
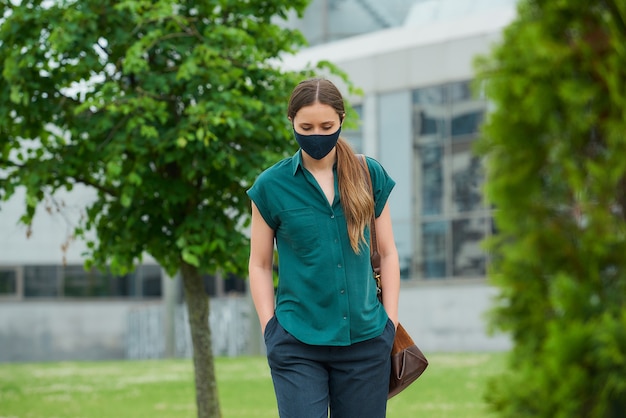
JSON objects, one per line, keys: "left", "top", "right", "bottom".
{"left": 475, "top": 1, "right": 626, "bottom": 416}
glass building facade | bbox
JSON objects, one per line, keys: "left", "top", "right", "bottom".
{"left": 413, "top": 80, "right": 491, "bottom": 280}
{"left": 343, "top": 79, "right": 492, "bottom": 281}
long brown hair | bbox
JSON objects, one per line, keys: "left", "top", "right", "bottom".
{"left": 288, "top": 78, "right": 374, "bottom": 253}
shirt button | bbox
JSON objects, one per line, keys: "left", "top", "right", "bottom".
{"left": 340, "top": 289, "right": 345, "bottom": 294}
{"left": 343, "top": 316, "right": 347, "bottom": 320}
{"left": 337, "top": 264, "right": 342, "bottom": 268}
{"left": 330, "top": 214, "right": 335, "bottom": 219}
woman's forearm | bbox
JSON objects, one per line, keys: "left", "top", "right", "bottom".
{"left": 380, "top": 253, "right": 400, "bottom": 328}
{"left": 249, "top": 266, "right": 275, "bottom": 332}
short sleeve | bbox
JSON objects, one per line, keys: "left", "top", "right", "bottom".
{"left": 365, "top": 156, "right": 396, "bottom": 217}
{"left": 247, "top": 171, "right": 279, "bottom": 230}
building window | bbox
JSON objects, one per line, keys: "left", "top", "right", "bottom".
{"left": 62, "top": 265, "right": 138, "bottom": 298}
{"left": 24, "top": 265, "right": 60, "bottom": 297}
{"left": 62, "top": 264, "right": 162, "bottom": 298}
{"left": 413, "top": 80, "right": 491, "bottom": 280}
{"left": 452, "top": 217, "right": 487, "bottom": 276}
{"left": 450, "top": 80, "right": 485, "bottom": 139}
{"left": 7, "top": 263, "right": 250, "bottom": 299}
{"left": 451, "top": 141, "right": 484, "bottom": 213}
{"left": 413, "top": 85, "right": 447, "bottom": 140}
{"left": 0, "top": 268, "right": 18, "bottom": 296}
{"left": 139, "top": 265, "right": 162, "bottom": 298}
{"left": 420, "top": 145, "right": 444, "bottom": 216}
{"left": 200, "top": 273, "right": 246, "bottom": 298}
{"left": 18, "top": 264, "right": 162, "bottom": 299}
{"left": 421, "top": 221, "right": 447, "bottom": 279}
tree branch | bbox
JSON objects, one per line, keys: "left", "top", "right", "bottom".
{"left": 72, "top": 176, "right": 118, "bottom": 197}
{"left": 172, "top": 15, "right": 205, "bottom": 42}
{"left": 0, "top": 158, "right": 23, "bottom": 169}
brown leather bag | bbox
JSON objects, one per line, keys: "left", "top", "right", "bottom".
{"left": 359, "top": 155, "right": 429, "bottom": 399}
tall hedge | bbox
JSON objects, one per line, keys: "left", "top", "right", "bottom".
{"left": 475, "top": 1, "right": 626, "bottom": 417}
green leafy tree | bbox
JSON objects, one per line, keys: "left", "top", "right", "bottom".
{"left": 0, "top": 1, "right": 354, "bottom": 417}
{"left": 475, "top": 0, "right": 626, "bottom": 417}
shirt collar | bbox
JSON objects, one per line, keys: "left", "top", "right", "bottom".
{"left": 291, "top": 149, "right": 304, "bottom": 176}
{"left": 291, "top": 149, "right": 340, "bottom": 176}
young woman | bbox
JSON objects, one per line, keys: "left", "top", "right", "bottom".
{"left": 247, "top": 78, "right": 400, "bottom": 418}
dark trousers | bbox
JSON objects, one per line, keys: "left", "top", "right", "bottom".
{"left": 264, "top": 316, "right": 395, "bottom": 418}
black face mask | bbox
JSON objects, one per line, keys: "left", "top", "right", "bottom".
{"left": 293, "top": 126, "right": 342, "bottom": 160}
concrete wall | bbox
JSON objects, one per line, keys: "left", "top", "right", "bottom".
{"left": 0, "top": 300, "right": 142, "bottom": 362}
{"left": 399, "top": 281, "right": 511, "bottom": 353}
{"left": 0, "top": 283, "right": 510, "bottom": 362}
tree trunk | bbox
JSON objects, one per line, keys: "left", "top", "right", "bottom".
{"left": 181, "top": 262, "right": 221, "bottom": 418}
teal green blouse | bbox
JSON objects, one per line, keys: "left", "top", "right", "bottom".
{"left": 247, "top": 151, "right": 396, "bottom": 346}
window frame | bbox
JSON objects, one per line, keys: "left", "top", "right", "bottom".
{"left": 0, "top": 266, "right": 22, "bottom": 301}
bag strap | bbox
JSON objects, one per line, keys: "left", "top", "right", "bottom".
{"left": 357, "top": 155, "right": 382, "bottom": 298}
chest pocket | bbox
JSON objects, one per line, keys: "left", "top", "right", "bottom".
{"left": 278, "top": 207, "right": 320, "bottom": 254}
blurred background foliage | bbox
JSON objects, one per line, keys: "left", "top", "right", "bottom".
{"left": 475, "top": 0, "right": 626, "bottom": 417}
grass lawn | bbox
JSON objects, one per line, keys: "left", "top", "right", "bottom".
{"left": 0, "top": 352, "right": 506, "bottom": 417}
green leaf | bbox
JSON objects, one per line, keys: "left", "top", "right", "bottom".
{"left": 176, "top": 137, "right": 187, "bottom": 148}
{"left": 182, "top": 250, "right": 199, "bottom": 267}
{"left": 106, "top": 161, "right": 122, "bottom": 177}
{"left": 196, "top": 127, "right": 204, "bottom": 141}
{"left": 9, "top": 85, "right": 21, "bottom": 104}
{"left": 128, "top": 172, "right": 142, "bottom": 185}
{"left": 120, "top": 194, "right": 132, "bottom": 208}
